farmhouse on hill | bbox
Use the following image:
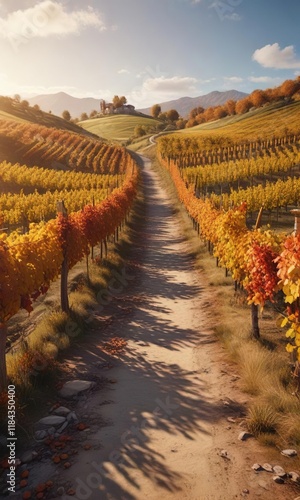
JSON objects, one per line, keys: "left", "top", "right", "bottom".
{"left": 100, "top": 99, "right": 136, "bottom": 116}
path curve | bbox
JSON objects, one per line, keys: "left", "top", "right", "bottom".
{"left": 53, "top": 154, "right": 292, "bottom": 500}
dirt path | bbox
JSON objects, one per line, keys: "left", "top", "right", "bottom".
{"left": 22, "top": 155, "right": 298, "bottom": 499}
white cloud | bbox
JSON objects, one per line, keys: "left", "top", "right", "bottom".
{"left": 129, "top": 75, "right": 200, "bottom": 107}
{"left": 224, "top": 76, "right": 243, "bottom": 83}
{"left": 0, "top": 1, "right": 106, "bottom": 41}
{"left": 252, "top": 43, "right": 300, "bottom": 69}
{"left": 143, "top": 76, "right": 198, "bottom": 93}
{"left": 118, "top": 69, "right": 130, "bottom": 75}
{"left": 248, "top": 76, "right": 282, "bottom": 84}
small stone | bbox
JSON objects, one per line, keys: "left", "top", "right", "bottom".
{"left": 220, "top": 450, "right": 229, "bottom": 459}
{"left": 34, "top": 430, "right": 48, "bottom": 441}
{"left": 20, "top": 451, "right": 35, "bottom": 464}
{"left": 57, "top": 421, "right": 69, "bottom": 434}
{"left": 281, "top": 449, "right": 297, "bottom": 457}
{"left": 262, "top": 463, "right": 273, "bottom": 473}
{"left": 238, "top": 431, "right": 253, "bottom": 441}
{"left": 56, "top": 486, "right": 65, "bottom": 496}
{"left": 252, "top": 463, "right": 262, "bottom": 471}
{"left": 273, "top": 465, "right": 286, "bottom": 477}
{"left": 289, "top": 471, "right": 300, "bottom": 483}
{"left": 37, "top": 416, "right": 66, "bottom": 428}
{"left": 227, "top": 417, "right": 236, "bottom": 424}
{"left": 47, "top": 427, "right": 56, "bottom": 436}
{"left": 242, "top": 489, "right": 249, "bottom": 494}
{"left": 53, "top": 406, "right": 71, "bottom": 416}
{"left": 67, "top": 411, "right": 78, "bottom": 423}
{"left": 273, "top": 475, "right": 285, "bottom": 484}
{"left": 59, "top": 380, "right": 96, "bottom": 399}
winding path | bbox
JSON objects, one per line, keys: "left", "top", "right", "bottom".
{"left": 54, "top": 154, "right": 290, "bottom": 500}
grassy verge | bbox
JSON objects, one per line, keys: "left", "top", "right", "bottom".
{"left": 1, "top": 184, "right": 145, "bottom": 440}
{"left": 149, "top": 146, "right": 300, "bottom": 449}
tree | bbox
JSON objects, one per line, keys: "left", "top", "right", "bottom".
{"left": 214, "top": 105, "right": 227, "bottom": 120}
{"left": 113, "top": 95, "right": 127, "bottom": 109}
{"left": 166, "top": 109, "right": 179, "bottom": 122}
{"left": 90, "top": 110, "right": 98, "bottom": 118}
{"left": 225, "top": 99, "right": 236, "bottom": 116}
{"left": 20, "top": 100, "right": 30, "bottom": 111}
{"left": 134, "top": 125, "right": 146, "bottom": 137}
{"left": 33, "top": 104, "right": 40, "bottom": 111}
{"left": 235, "top": 97, "right": 253, "bottom": 114}
{"left": 158, "top": 112, "right": 168, "bottom": 121}
{"left": 14, "top": 94, "right": 21, "bottom": 103}
{"left": 151, "top": 104, "right": 161, "bottom": 118}
{"left": 250, "top": 89, "right": 268, "bottom": 108}
{"left": 80, "top": 112, "right": 89, "bottom": 121}
{"left": 280, "top": 79, "right": 300, "bottom": 98}
{"left": 189, "top": 106, "right": 204, "bottom": 120}
{"left": 62, "top": 110, "right": 71, "bottom": 121}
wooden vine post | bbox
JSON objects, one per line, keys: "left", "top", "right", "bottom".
{"left": 251, "top": 206, "right": 264, "bottom": 340}
{"left": 57, "top": 201, "right": 70, "bottom": 313}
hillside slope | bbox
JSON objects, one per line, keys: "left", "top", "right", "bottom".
{"left": 178, "top": 100, "right": 300, "bottom": 139}
{"left": 0, "top": 98, "right": 98, "bottom": 137}
{"left": 80, "top": 114, "right": 161, "bottom": 142}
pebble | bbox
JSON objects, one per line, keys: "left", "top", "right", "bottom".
{"left": 37, "top": 415, "right": 66, "bottom": 428}
{"left": 262, "top": 463, "right": 273, "bottom": 473}
{"left": 289, "top": 471, "right": 300, "bottom": 483}
{"left": 34, "top": 430, "right": 48, "bottom": 441}
{"left": 238, "top": 431, "right": 253, "bottom": 441}
{"left": 59, "top": 380, "right": 96, "bottom": 399}
{"left": 56, "top": 486, "right": 65, "bottom": 496}
{"left": 281, "top": 449, "right": 297, "bottom": 457}
{"left": 273, "top": 475, "right": 285, "bottom": 484}
{"left": 273, "top": 465, "right": 286, "bottom": 477}
{"left": 52, "top": 406, "right": 71, "bottom": 416}
{"left": 251, "top": 463, "right": 262, "bottom": 471}
{"left": 220, "top": 450, "right": 229, "bottom": 459}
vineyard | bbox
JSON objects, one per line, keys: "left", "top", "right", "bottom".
{"left": 0, "top": 121, "right": 139, "bottom": 390}
{"left": 157, "top": 132, "right": 300, "bottom": 351}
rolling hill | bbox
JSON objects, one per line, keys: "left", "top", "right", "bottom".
{"left": 138, "top": 90, "right": 248, "bottom": 118}
{"left": 178, "top": 99, "right": 300, "bottom": 140}
{"left": 79, "top": 114, "right": 161, "bottom": 143}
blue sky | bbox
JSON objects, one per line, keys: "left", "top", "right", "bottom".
{"left": 0, "top": 0, "right": 299, "bottom": 107}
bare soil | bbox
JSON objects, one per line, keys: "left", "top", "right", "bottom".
{"left": 8, "top": 154, "right": 300, "bottom": 500}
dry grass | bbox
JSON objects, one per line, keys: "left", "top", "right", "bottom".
{"left": 152, "top": 149, "right": 300, "bottom": 448}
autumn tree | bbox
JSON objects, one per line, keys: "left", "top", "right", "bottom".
{"left": 250, "top": 89, "right": 268, "bottom": 108}
{"left": 62, "top": 110, "right": 71, "bottom": 121}
{"left": 235, "top": 97, "right": 253, "bottom": 114}
{"left": 280, "top": 79, "right": 300, "bottom": 98}
{"left": 225, "top": 99, "right": 236, "bottom": 116}
{"left": 90, "top": 110, "right": 98, "bottom": 118}
{"left": 151, "top": 104, "right": 161, "bottom": 118}
{"left": 214, "top": 105, "right": 227, "bottom": 120}
{"left": 189, "top": 106, "right": 204, "bottom": 120}
{"left": 113, "top": 95, "right": 127, "bottom": 109}
{"left": 166, "top": 109, "right": 179, "bottom": 122}
{"left": 80, "top": 112, "right": 89, "bottom": 121}
{"left": 203, "top": 106, "right": 215, "bottom": 122}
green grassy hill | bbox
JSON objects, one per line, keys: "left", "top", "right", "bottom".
{"left": 180, "top": 100, "right": 300, "bottom": 140}
{"left": 0, "top": 99, "right": 97, "bottom": 137}
{"left": 79, "top": 114, "right": 162, "bottom": 143}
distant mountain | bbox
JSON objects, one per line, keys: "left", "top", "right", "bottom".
{"left": 138, "top": 90, "right": 249, "bottom": 118}
{"left": 27, "top": 92, "right": 100, "bottom": 118}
